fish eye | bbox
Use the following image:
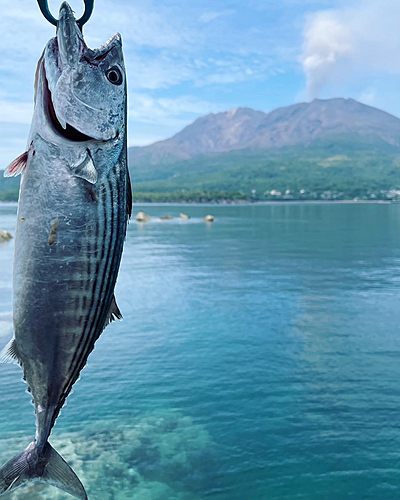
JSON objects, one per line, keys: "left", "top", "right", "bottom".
{"left": 106, "top": 67, "right": 123, "bottom": 85}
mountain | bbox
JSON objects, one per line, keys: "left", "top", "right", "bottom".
{"left": 128, "top": 98, "right": 400, "bottom": 168}
{"left": 122, "top": 98, "right": 400, "bottom": 202}
{"left": 3, "top": 98, "right": 400, "bottom": 202}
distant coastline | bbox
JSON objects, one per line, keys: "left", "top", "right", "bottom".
{"left": 1, "top": 190, "right": 398, "bottom": 205}
{"left": 0, "top": 200, "right": 394, "bottom": 208}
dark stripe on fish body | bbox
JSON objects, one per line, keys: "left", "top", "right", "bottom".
{"left": 67, "top": 178, "right": 115, "bottom": 383}
{"left": 97, "top": 170, "right": 126, "bottom": 328}
{"left": 61, "top": 181, "right": 110, "bottom": 393}
{"left": 74, "top": 179, "right": 111, "bottom": 363}
{"left": 66, "top": 219, "right": 94, "bottom": 327}
{"left": 85, "top": 197, "right": 104, "bottom": 294}
{"left": 96, "top": 172, "right": 122, "bottom": 325}
{"left": 85, "top": 174, "right": 117, "bottom": 338}
{"left": 94, "top": 211, "right": 100, "bottom": 254}
{"left": 76, "top": 172, "right": 121, "bottom": 364}
{"left": 54, "top": 174, "right": 118, "bottom": 420}
{"left": 60, "top": 162, "right": 127, "bottom": 419}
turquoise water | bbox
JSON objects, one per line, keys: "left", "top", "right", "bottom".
{"left": 1, "top": 203, "right": 400, "bottom": 499}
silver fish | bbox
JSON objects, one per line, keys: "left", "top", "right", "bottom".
{"left": 0, "top": 2, "right": 132, "bottom": 498}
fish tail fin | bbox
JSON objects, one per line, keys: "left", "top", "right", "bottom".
{"left": 0, "top": 441, "right": 87, "bottom": 499}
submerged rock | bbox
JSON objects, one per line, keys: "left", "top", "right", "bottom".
{"left": 204, "top": 215, "right": 215, "bottom": 223}
{"left": 0, "top": 230, "right": 13, "bottom": 242}
{"left": 135, "top": 212, "right": 151, "bottom": 222}
{"left": 158, "top": 216, "right": 173, "bottom": 221}
{"left": 1, "top": 410, "right": 214, "bottom": 500}
{"left": 179, "top": 213, "right": 190, "bottom": 220}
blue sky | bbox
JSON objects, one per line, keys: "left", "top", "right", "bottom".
{"left": 1, "top": 0, "right": 400, "bottom": 164}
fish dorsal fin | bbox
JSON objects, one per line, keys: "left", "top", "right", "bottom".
{"left": 0, "top": 338, "right": 20, "bottom": 365}
{"left": 4, "top": 151, "right": 29, "bottom": 178}
{"left": 72, "top": 151, "right": 97, "bottom": 184}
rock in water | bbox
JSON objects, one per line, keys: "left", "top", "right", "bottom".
{"left": 180, "top": 213, "right": 190, "bottom": 219}
{"left": 158, "top": 215, "right": 173, "bottom": 220}
{"left": 204, "top": 215, "right": 215, "bottom": 222}
{"left": 0, "top": 230, "right": 13, "bottom": 242}
{"left": 0, "top": 410, "right": 215, "bottom": 500}
{"left": 135, "top": 211, "right": 151, "bottom": 222}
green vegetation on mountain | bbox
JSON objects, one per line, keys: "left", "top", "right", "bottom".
{"left": 0, "top": 176, "right": 19, "bottom": 202}
{"left": 130, "top": 137, "right": 400, "bottom": 201}
{"left": 126, "top": 99, "right": 400, "bottom": 202}
{"left": 0, "top": 190, "right": 19, "bottom": 201}
{"left": 3, "top": 138, "right": 400, "bottom": 202}
{"left": 132, "top": 191, "right": 250, "bottom": 203}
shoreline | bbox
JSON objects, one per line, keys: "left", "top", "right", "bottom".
{"left": 131, "top": 200, "right": 394, "bottom": 206}
{"left": 0, "top": 200, "right": 395, "bottom": 208}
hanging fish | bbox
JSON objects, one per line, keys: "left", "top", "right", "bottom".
{"left": 0, "top": 2, "right": 131, "bottom": 498}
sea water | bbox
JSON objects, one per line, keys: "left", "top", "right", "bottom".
{"left": 1, "top": 203, "right": 400, "bottom": 499}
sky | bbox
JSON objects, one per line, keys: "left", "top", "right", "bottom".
{"left": 1, "top": 0, "right": 400, "bottom": 163}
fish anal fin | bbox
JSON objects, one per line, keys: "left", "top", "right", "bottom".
{"left": 4, "top": 151, "right": 28, "bottom": 178}
{"left": 0, "top": 339, "right": 20, "bottom": 365}
{"left": 100, "top": 295, "right": 123, "bottom": 333}
{"left": 105, "top": 295, "right": 122, "bottom": 326}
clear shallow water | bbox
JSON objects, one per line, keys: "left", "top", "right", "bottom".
{"left": 1, "top": 203, "right": 400, "bottom": 499}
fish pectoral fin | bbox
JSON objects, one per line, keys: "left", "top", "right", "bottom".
{"left": 105, "top": 295, "right": 123, "bottom": 326}
{"left": 72, "top": 150, "right": 97, "bottom": 184}
{"left": 4, "top": 151, "right": 29, "bottom": 177}
{"left": 0, "top": 338, "right": 20, "bottom": 365}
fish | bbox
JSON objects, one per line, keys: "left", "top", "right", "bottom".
{"left": 0, "top": 2, "right": 132, "bottom": 498}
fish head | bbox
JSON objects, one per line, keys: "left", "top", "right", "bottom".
{"left": 40, "top": 1, "right": 126, "bottom": 143}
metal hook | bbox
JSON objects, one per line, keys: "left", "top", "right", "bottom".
{"left": 36, "top": 0, "right": 94, "bottom": 31}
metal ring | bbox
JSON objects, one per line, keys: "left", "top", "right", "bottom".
{"left": 37, "top": 0, "right": 94, "bottom": 31}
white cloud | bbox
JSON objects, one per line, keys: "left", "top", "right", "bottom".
{"left": 0, "top": 101, "right": 33, "bottom": 125}
{"left": 204, "top": 73, "right": 250, "bottom": 85}
{"left": 358, "top": 87, "right": 377, "bottom": 106}
{"left": 125, "top": 50, "right": 273, "bottom": 91}
{"left": 127, "top": 93, "right": 225, "bottom": 145}
{"left": 127, "top": 132, "right": 168, "bottom": 147}
{"left": 199, "top": 57, "right": 272, "bottom": 86}
{"left": 301, "top": 11, "right": 352, "bottom": 98}
{"left": 300, "top": 0, "right": 400, "bottom": 99}
{"left": 129, "top": 93, "right": 222, "bottom": 125}
{"left": 198, "top": 10, "right": 235, "bottom": 24}
{"left": 0, "top": 129, "right": 30, "bottom": 167}
{"left": 86, "top": 0, "right": 192, "bottom": 49}
{"left": 126, "top": 53, "right": 195, "bottom": 90}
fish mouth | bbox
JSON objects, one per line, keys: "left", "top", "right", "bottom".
{"left": 43, "top": 65, "right": 96, "bottom": 142}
